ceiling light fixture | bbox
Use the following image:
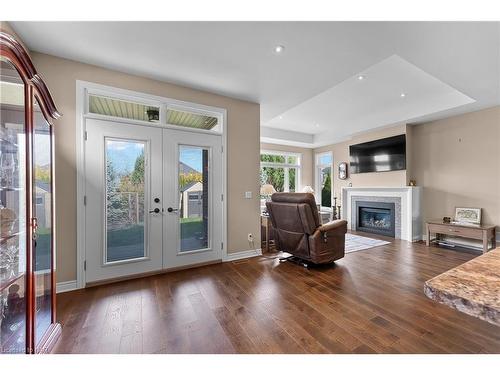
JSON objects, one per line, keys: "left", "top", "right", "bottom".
{"left": 357, "top": 75, "right": 365, "bottom": 81}
{"left": 274, "top": 45, "right": 285, "bottom": 54}
{"left": 278, "top": 115, "right": 283, "bottom": 119}
{"left": 315, "top": 123, "right": 320, "bottom": 127}
{"left": 400, "top": 93, "right": 406, "bottom": 98}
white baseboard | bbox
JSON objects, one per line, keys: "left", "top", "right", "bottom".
{"left": 56, "top": 280, "right": 78, "bottom": 294}
{"left": 223, "top": 248, "right": 262, "bottom": 262}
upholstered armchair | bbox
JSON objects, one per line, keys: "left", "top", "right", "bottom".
{"left": 266, "top": 192, "right": 347, "bottom": 266}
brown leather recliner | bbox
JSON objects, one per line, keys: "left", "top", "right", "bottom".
{"left": 266, "top": 192, "right": 347, "bottom": 265}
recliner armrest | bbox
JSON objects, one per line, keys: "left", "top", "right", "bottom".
{"left": 308, "top": 219, "right": 347, "bottom": 263}
{"left": 317, "top": 219, "right": 348, "bottom": 233}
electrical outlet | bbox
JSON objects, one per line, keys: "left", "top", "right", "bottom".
{"left": 248, "top": 233, "right": 253, "bottom": 242}
{"left": 245, "top": 191, "right": 252, "bottom": 199}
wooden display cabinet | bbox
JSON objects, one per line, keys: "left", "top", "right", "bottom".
{"left": 1, "top": 31, "right": 61, "bottom": 354}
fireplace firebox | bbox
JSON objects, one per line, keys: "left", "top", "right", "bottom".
{"left": 355, "top": 201, "right": 396, "bottom": 237}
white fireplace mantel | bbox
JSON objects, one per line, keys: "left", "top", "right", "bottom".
{"left": 341, "top": 187, "right": 423, "bottom": 242}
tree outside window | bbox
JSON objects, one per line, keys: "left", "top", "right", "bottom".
{"left": 260, "top": 152, "right": 300, "bottom": 194}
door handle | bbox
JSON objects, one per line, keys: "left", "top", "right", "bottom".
{"left": 167, "top": 207, "right": 179, "bottom": 213}
{"left": 149, "top": 208, "right": 160, "bottom": 214}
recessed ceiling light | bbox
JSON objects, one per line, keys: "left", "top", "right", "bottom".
{"left": 357, "top": 75, "right": 365, "bottom": 81}
{"left": 278, "top": 115, "right": 283, "bottom": 120}
{"left": 315, "top": 123, "right": 320, "bottom": 127}
{"left": 400, "top": 93, "right": 406, "bottom": 98}
{"left": 274, "top": 45, "right": 285, "bottom": 54}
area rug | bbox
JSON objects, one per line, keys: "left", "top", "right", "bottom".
{"left": 345, "top": 233, "right": 390, "bottom": 254}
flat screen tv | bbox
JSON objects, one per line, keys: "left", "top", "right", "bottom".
{"left": 349, "top": 134, "right": 406, "bottom": 174}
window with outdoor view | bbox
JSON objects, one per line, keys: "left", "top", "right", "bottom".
{"left": 260, "top": 152, "right": 300, "bottom": 195}
{"left": 316, "top": 152, "right": 332, "bottom": 209}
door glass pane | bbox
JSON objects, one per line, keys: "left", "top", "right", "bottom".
{"left": 105, "top": 139, "right": 146, "bottom": 262}
{"left": 318, "top": 153, "right": 332, "bottom": 165}
{"left": 179, "top": 146, "right": 209, "bottom": 252}
{"left": 33, "top": 99, "right": 52, "bottom": 345}
{"left": 89, "top": 94, "right": 159, "bottom": 123}
{"left": 0, "top": 57, "right": 26, "bottom": 354}
{"left": 260, "top": 166, "right": 284, "bottom": 192}
{"left": 320, "top": 166, "right": 332, "bottom": 208}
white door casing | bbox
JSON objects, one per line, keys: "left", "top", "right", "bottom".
{"left": 76, "top": 81, "right": 227, "bottom": 288}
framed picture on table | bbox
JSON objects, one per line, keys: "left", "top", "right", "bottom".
{"left": 454, "top": 207, "right": 481, "bottom": 225}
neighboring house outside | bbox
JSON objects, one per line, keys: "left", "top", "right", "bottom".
{"left": 35, "top": 181, "right": 51, "bottom": 228}
{"left": 180, "top": 181, "right": 203, "bottom": 219}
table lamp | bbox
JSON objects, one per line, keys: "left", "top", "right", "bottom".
{"left": 260, "top": 184, "right": 276, "bottom": 201}
{"left": 302, "top": 185, "right": 314, "bottom": 194}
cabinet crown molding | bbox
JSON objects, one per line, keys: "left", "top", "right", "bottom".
{"left": 1, "top": 31, "right": 61, "bottom": 122}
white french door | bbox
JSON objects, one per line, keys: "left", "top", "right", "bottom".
{"left": 163, "top": 129, "right": 223, "bottom": 269}
{"left": 84, "top": 119, "right": 223, "bottom": 284}
{"left": 84, "top": 119, "right": 163, "bottom": 283}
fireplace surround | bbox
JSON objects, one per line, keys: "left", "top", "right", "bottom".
{"left": 355, "top": 201, "right": 396, "bottom": 237}
{"left": 341, "top": 187, "right": 423, "bottom": 242}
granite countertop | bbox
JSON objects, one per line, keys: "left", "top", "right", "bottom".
{"left": 424, "top": 248, "right": 500, "bottom": 326}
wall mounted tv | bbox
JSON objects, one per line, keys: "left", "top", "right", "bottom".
{"left": 349, "top": 134, "right": 406, "bottom": 174}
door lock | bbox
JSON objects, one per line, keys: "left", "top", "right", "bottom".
{"left": 149, "top": 208, "right": 160, "bottom": 214}
{"left": 167, "top": 207, "right": 179, "bottom": 213}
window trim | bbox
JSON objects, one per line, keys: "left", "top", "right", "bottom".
{"left": 315, "top": 151, "right": 333, "bottom": 211}
{"left": 260, "top": 150, "right": 301, "bottom": 193}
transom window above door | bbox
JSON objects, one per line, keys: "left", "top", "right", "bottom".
{"left": 260, "top": 151, "right": 301, "bottom": 194}
{"left": 85, "top": 89, "right": 224, "bottom": 134}
{"left": 89, "top": 94, "right": 160, "bottom": 123}
{"left": 166, "top": 107, "right": 220, "bottom": 131}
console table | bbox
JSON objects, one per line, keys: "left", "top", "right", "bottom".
{"left": 261, "top": 214, "right": 276, "bottom": 253}
{"left": 426, "top": 220, "right": 496, "bottom": 253}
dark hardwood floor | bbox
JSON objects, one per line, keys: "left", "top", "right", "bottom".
{"left": 53, "top": 233, "right": 500, "bottom": 354}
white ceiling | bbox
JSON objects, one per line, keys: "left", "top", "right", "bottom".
{"left": 267, "top": 55, "right": 475, "bottom": 147}
{"left": 11, "top": 21, "right": 500, "bottom": 147}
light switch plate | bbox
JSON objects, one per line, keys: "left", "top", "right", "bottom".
{"left": 245, "top": 191, "right": 252, "bottom": 199}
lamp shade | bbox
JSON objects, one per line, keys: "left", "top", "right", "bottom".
{"left": 260, "top": 184, "right": 276, "bottom": 195}
{"left": 302, "top": 185, "right": 314, "bottom": 193}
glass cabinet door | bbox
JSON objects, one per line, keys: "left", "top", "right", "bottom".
{"left": 0, "top": 57, "right": 27, "bottom": 354}
{"left": 32, "top": 98, "right": 53, "bottom": 347}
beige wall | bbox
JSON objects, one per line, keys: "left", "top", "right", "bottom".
{"left": 30, "top": 52, "right": 261, "bottom": 283}
{"left": 313, "top": 107, "right": 500, "bottom": 231}
{"left": 314, "top": 124, "right": 409, "bottom": 200}
{"left": 260, "top": 142, "right": 314, "bottom": 189}
{"left": 411, "top": 106, "right": 500, "bottom": 227}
